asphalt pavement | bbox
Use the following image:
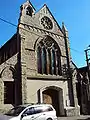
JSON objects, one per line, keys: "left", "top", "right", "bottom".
{"left": 58, "top": 115, "right": 90, "bottom": 120}
{"left": 0, "top": 114, "right": 90, "bottom": 120}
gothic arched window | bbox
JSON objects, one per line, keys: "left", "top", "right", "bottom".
{"left": 37, "top": 36, "right": 62, "bottom": 75}
{"left": 26, "top": 6, "right": 33, "bottom": 16}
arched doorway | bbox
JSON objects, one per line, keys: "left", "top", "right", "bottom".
{"left": 42, "top": 87, "right": 65, "bottom": 116}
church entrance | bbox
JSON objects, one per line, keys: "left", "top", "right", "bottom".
{"left": 42, "top": 87, "right": 65, "bottom": 116}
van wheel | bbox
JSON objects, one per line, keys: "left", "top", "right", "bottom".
{"left": 47, "top": 118, "right": 53, "bottom": 120}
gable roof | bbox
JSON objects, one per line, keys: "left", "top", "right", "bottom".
{"left": 28, "top": 0, "right": 36, "bottom": 11}
{"left": 36, "top": 3, "right": 63, "bottom": 34}
{"left": 22, "top": 0, "right": 36, "bottom": 11}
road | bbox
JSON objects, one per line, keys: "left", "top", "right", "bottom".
{"left": 58, "top": 115, "right": 90, "bottom": 120}
{"left": 0, "top": 114, "right": 90, "bottom": 120}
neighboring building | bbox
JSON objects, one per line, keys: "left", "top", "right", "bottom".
{"left": 77, "top": 66, "right": 90, "bottom": 115}
{"left": 0, "top": 0, "right": 80, "bottom": 116}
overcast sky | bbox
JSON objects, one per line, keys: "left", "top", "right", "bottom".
{"left": 0, "top": 0, "right": 90, "bottom": 68}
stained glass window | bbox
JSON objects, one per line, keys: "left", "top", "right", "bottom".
{"left": 37, "top": 36, "right": 62, "bottom": 75}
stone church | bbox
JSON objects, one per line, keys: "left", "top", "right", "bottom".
{"left": 0, "top": 0, "right": 80, "bottom": 116}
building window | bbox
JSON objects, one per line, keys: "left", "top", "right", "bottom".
{"left": 26, "top": 6, "right": 33, "bottom": 16}
{"left": 37, "top": 36, "right": 61, "bottom": 75}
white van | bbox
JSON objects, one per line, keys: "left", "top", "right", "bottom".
{"left": 4, "top": 104, "right": 57, "bottom": 120}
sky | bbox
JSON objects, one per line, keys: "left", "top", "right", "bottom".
{"left": 0, "top": 0, "right": 90, "bottom": 68}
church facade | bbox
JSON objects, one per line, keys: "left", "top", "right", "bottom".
{"left": 0, "top": 0, "right": 80, "bottom": 116}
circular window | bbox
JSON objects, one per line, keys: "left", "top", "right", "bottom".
{"left": 41, "top": 16, "right": 53, "bottom": 30}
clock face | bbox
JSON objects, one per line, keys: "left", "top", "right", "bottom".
{"left": 41, "top": 16, "right": 53, "bottom": 30}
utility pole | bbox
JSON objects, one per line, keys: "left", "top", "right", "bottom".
{"left": 85, "top": 45, "right": 90, "bottom": 100}
{"left": 85, "top": 46, "right": 90, "bottom": 81}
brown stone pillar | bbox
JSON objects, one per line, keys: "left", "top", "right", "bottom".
{"left": 51, "top": 48, "right": 55, "bottom": 75}
{"left": 58, "top": 89, "right": 65, "bottom": 116}
{"left": 41, "top": 46, "right": 44, "bottom": 74}
{"left": 55, "top": 49, "right": 58, "bottom": 75}
{"left": 46, "top": 49, "right": 50, "bottom": 74}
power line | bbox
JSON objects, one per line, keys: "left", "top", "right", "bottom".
{"left": 0, "top": 16, "right": 84, "bottom": 55}
{"left": 0, "top": 17, "right": 17, "bottom": 27}
{"left": 70, "top": 48, "right": 84, "bottom": 55}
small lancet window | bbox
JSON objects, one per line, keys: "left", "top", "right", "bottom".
{"left": 26, "top": 6, "right": 33, "bottom": 16}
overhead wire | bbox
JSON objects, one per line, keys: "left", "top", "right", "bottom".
{"left": 0, "top": 17, "right": 17, "bottom": 27}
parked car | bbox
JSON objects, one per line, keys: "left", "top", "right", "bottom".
{"left": 4, "top": 103, "right": 57, "bottom": 120}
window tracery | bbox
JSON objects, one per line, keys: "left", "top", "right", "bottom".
{"left": 37, "top": 36, "right": 62, "bottom": 75}
{"left": 41, "top": 16, "right": 53, "bottom": 30}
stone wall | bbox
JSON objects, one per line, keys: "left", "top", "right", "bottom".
{"left": 0, "top": 53, "right": 18, "bottom": 109}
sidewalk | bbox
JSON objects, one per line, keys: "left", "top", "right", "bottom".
{"left": 58, "top": 115, "right": 90, "bottom": 120}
